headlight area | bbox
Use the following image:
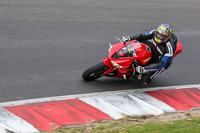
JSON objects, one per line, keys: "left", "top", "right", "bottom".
{"left": 110, "top": 61, "right": 124, "bottom": 68}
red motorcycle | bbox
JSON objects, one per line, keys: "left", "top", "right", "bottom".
{"left": 82, "top": 40, "right": 183, "bottom": 81}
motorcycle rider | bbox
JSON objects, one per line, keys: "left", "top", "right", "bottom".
{"left": 121, "top": 24, "right": 178, "bottom": 85}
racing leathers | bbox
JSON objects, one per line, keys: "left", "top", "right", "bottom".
{"left": 124, "top": 30, "right": 177, "bottom": 84}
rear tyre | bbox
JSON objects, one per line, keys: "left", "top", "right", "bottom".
{"left": 82, "top": 62, "right": 108, "bottom": 81}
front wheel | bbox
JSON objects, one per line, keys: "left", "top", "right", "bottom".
{"left": 82, "top": 62, "right": 109, "bottom": 81}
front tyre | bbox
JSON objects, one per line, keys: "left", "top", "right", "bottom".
{"left": 82, "top": 62, "right": 108, "bottom": 81}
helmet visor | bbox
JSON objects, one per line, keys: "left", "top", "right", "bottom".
{"left": 156, "top": 32, "right": 167, "bottom": 40}
{"left": 154, "top": 31, "right": 169, "bottom": 43}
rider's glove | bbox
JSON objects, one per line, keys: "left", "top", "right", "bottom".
{"left": 121, "top": 36, "right": 130, "bottom": 43}
{"left": 136, "top": 66, "right": 148, "bottom": 74}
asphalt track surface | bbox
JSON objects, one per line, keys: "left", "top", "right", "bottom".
{"left": 0, "top": 0, "right": 200, "bottom": 103}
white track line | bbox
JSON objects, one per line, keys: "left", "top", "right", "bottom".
{"left": 1, "top": 84, "right": 200, "bottom": 107}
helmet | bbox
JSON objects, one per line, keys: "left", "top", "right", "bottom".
{"left": 154, "top": 24, "right": 172, "bottom": 44}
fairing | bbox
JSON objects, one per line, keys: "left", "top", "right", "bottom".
{"left": 108, "top": 40, "right": 152, "bottom": 65}
{"left": 102, "top": 40, "right": 182, "bottom": 79}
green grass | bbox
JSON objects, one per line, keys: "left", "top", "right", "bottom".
{"left": 43, "top": 116, "right": 200, "bottom": 133}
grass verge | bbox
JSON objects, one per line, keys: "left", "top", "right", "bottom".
{"left": 42, "top": 110, "right": 200, "bottom": 133}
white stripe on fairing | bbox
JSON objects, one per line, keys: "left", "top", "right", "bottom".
{"left": 0, "top": 84, "right": 200, "bottom": 107}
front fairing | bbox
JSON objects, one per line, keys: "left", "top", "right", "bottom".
{"left": 108, "top": 40, "right": 137, "bottom": 58}
{"left": 103, "top": 57, "right": 134, "bottom": 78}
{"left": 103, "top": 40, "right": 153, "bottom": 79}
{"left": 108, "top": 40, "right": 152, "bottom": 65}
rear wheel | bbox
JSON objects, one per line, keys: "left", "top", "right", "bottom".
{"left": 82, "top": 62, "right": 109, "bottom": 81}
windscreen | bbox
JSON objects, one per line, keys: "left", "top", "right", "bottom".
{"left": 112, "top": 43, "right": 136, "bottom": 58}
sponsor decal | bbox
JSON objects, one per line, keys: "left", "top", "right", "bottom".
{"left": 143, "top": 57, "right": 151, "bottom": 63}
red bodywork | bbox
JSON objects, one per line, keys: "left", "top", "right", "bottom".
{"left": 101, "top": 40, "right": 183, "bottom": 79}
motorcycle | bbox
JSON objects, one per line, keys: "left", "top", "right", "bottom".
{"left": 82, "top": 39, "right": 183, "bottom": 81}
